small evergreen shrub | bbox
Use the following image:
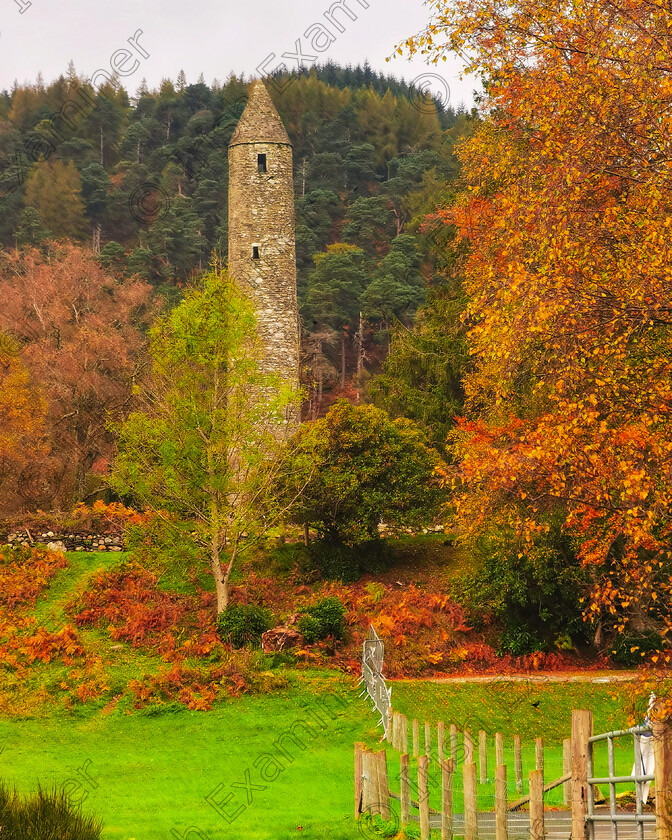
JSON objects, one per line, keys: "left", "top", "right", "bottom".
{"left": 0, "top": 780, "right": 102, "bottom": 840}
{"left": 216, "top": 604, "right": 273, "bottom": 648}
{"left": 297, "top": 614, "right": 321, "bottom": 643}
{"left": 298, "top": 596, "right": 346, "bottom": 642}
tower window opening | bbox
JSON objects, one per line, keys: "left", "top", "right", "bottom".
{"left": 252, "top": 245, "right": 260, "bottom": 260}
{"left": 257, "top": 153, "right": 267, "bottom": 173}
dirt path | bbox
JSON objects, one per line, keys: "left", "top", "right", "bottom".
{"left": 393, "top": 671, "right": 639, "bottom": 684}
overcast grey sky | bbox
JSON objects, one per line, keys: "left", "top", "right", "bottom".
{"left": 0, "top": 0, "right": 475, "bottom": 107}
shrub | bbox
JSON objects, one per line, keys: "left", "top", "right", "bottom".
{"left": 297, "top": 615, "right": 321, "bottom": 643}
{"left": 497, "top": 623, "right": 546, "bottom": 656}
{"left": 298, "top": 596, "right": 346, "bottom": 643}
{"left": 454, "top": 514, "right": 591, "bottom": 650}
{"left": 610, "top": 631, "right": 663, "bottom": 667}
{"left": 216, "top": 604, "right": 273, "bottom": 648}
{"left": 0, "top": 779, "right": 102, "bottom": 840}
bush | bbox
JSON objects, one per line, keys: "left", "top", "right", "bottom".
{"left": 0, "top": 780, "right": 102, "bottom": 840}
{"left": 216, "top": 604, "right": 273, "bottom": 648}
{"left": 298, "top": 596, "right": 346, "bottom": 643}
{"left": 610, "top": 631, "right": 663, "bottom": 667}
{"left": 454, "top": 514, "right": 591, "bottom": 651}
{"left": 275, "top": 400, "right": 444, "bottom": 544}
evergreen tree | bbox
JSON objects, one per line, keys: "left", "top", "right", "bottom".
{"left": 24, "top": 159, "right": 87, "bottom": 239}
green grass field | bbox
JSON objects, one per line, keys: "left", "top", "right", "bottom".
{"left": 0, "top": 548, "right": 657, "bottom": 838}
{"left": 0, "top": 673, "right": 648, "bottom": 837}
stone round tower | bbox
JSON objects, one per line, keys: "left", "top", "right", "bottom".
{"left": 228, "top": 80, "right": 300, "bottom": 427}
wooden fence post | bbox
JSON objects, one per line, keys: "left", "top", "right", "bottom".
{"left": 496, "top": 732, "right": 504, "bottom": 769}
{"left": 355, "top": 742, "right": 365, "bottom": 818}
{"left": 450, "top": 724, "right": 458, "bottom": 763}
{"left": 571, "top": 709, "right": 593, "bottom": 840}
{"left": 391, "top": 712, "right": 398, "bottom": 750}
{"left": 387, "top": 706, "right": 393, "bottom": 743}
{"left": 463, "top": 760, "right": 478, "bottom": 840}
{"left": 400, "top": 753, "right": 411, "bottom": 828}
{"left": 535, "top": 737, "right": 544, "bottom": 781}
{"left": 369, "top": 749, "right": 381, "bottom": 816}
{"left": 377, "top": 750, "right": 390, "bottom": 820}
{"left": 465, "top": 728, "right": 474, "bottom": 764}
{"left": 653, "top": 712, "right": 672, "bottom": 840}
{"left": 529, "top": 768, "right": 544, "bottom": 840}
{"left": 402, "top": 714, "right": 409, "bottom": 754}
{"left": 413, "top": 718, "right": 420, "bottom": 758}
{"left": 479, "top": 730, "right": 488, "bottom": 783}
{"left": 362, "top": 750, "right": 372, "bottom": 816}
{"left": 426, "top": 721, "right": 432, "bottom": 758}
{"left": 563, "top": 738, "right": 571, "bottom": 807}
{"left": 514, "top": 735, "right": 523, "bottom": 793}
{"left": 438, "top": 720, "right": 445, "bottom": 762}
{"left": 418, "top": 754, "right": 431, "bottom": 840}
{"left": 442, "top": 758, "right": 454, "bottom": 840}
{"left": 495, "top": 763, "right": 508, "bottom": 840}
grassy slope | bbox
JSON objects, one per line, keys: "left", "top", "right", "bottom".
{"left": 0, "top": 676, "right": 382, "bottom": 840}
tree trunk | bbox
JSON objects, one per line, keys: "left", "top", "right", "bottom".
{"left": 92, "top": 223, "right": 101, "bottom": 255}
{"left": 209, "top": 509, "right": 227, "bottom": 613}
{"left": 316, "top": 369, "right": 323, "bottom": 418}
{"left": 356, "top": 312, "right": 365, "bottom": 402}
{"left": 341, "top": 331, "right": 346, "bottom": 389}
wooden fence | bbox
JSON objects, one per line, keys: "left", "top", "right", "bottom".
{"left": 355, "top": 708, "right": 672, "bottom": 840}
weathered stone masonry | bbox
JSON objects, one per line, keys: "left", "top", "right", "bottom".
{"left": 228, "top": 80, "right": 300, "bottom": 427}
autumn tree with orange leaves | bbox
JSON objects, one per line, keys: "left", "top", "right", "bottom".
{"left": 401, "top": 0, "right": 672, "bottom": 673}
{"left": 0, "top": 244, "right": 154, "bottom": 510}
{"left": 0, "top": 353, "right": 47, "bottom": 510}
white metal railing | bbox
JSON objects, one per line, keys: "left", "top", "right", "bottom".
{"left": 360, "top": 625, "right": 391, "bottom": 735}
{"left": 587, "top": 725, "right": 656, "bottom": 840}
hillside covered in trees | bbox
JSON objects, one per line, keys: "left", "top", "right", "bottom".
{"left": 0, "top": 64, "right": 472, "bottom": 511}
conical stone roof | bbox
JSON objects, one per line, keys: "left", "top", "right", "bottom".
{"left": 229, "top": 79, "right": 292, "bottom": 147}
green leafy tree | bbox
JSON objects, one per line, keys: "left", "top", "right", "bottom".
{"left": 109, "top": 268, "right": 299, "bottom": 614}
{"left": 362, "top": 234, "right": 426, "bottom": 332}
{"left": 368, "top": 287, "right": 467, "bottom": 453}
{"left": 342, "top": 196, "right": 396, "bottom": 255}
{"left": 80, "top": 163, "right": 111, "bottom": 225}
{"left": 275, "top": 400, "right": 444, "bottom": 544}
{"left": 303, "top": 243, "right": 371, "bottom": 386}
{"left": 14, "top": 207, "right": 52, "bottom": 248}
{"left": 145, "top": 194, "right": 206, "bottom": 282}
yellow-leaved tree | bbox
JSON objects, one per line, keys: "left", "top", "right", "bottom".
{"left": 401, "top": 0, "right": 672, "bottom": 692}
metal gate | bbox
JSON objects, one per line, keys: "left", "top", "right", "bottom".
{"left": 360, "top": 625, "right": 391, "bottom": 735}
{"left": 587, "top": 724, "right": 656, "bottom": 840}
